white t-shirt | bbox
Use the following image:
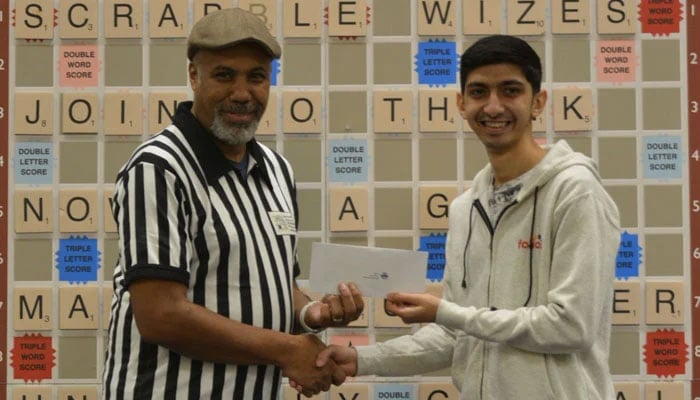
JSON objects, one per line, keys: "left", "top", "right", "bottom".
{"left": 487, "top": 168, "right": 537, "bottom": 223}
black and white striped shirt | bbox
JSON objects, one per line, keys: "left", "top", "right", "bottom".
{"left": 103, "top": 101, "right": 300, "bottom": 400}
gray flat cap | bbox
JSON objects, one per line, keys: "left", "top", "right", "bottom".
{"left": 187, "top": 8, "right": 281, "bottom": 60}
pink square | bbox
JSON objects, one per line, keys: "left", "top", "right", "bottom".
{"left": 596, "top": 40, "right": 636, "bottom": 83}
{"left": 59, "top": 45, "right": 99, "bottom": 87}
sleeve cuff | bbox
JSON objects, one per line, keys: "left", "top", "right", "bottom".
{"left": 355, "top": 345, "right": 379, "bottom": 376}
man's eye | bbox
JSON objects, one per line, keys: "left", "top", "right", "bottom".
{"left": 250, "top": 74, "right": 267, "bottom": 82}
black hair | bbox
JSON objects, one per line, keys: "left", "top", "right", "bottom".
{"left": 459, "top": 35, "right": 542, "bottom": 94}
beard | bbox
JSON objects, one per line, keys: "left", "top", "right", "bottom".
{"left": 209, "top": 101, "right": 262, "bottom": 146}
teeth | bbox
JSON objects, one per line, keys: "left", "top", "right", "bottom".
{"left": 482, "top": 121, "right": 508, "bottom": 128}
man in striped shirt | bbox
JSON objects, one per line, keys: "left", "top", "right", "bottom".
{"left": 103, "top": 8, "right": 363, "bottom": 399}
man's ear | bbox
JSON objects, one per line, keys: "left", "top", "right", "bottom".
{"left": 531, "top": 89, "right": 547, "bottom": 120}
{"left": 456, "top": 92, "right": 467, "bottom": 119}
{"left": 188, "top": 63, "right": 198, "bottom": 89}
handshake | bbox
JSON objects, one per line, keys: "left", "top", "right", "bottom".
{"left": 282, "top": 283, "right": 442, "bottom": 397}
{"left": 281, "top": 335, "right": 357, "bottom": 398}
{"left": 282, "top": 282, "right": 364, "bottom": 397}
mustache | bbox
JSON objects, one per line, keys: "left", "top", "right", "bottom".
{"left": 216, "top": 102, "right": 262, "bottom": 114}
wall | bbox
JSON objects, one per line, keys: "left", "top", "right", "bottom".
{"left": 0, "top": 0, "right": 698, "bottom": 399}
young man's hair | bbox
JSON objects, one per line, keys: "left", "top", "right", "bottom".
{"left": 459, "top": 35, "right": 542, "bottom": 93}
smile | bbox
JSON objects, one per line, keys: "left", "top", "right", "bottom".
{"left": 480, "top": 121, "right": 511, "bottom": 129}
{"left": 222, "top": 112, "right": 256, "bottom": 124}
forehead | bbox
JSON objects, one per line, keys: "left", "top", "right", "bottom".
{"left": 465, "top": 63, "right": 527, "bottom": 85}
{"left": 193, "top": 43, "right": 272, "bottom": 69}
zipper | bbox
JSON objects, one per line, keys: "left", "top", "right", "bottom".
{"left": 473, "top": 199, "right": 517, "bottom": 307}
{"left": 473, "top": 198, "right": 517, "bottom": 399}
{"left": 480, "top": 343, "right": 487, "bottom": 400}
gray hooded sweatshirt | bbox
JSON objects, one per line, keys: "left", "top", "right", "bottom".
{"left": 357, "top": 140, "right": 620, "bottom": 400}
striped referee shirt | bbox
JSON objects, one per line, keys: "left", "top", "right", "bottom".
{"left": 103, "top": 101, "right": 300, "bottom": 400}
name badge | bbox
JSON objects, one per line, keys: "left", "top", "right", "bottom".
{"left": 268, "top": 211, "right": 296, "bottom": 235}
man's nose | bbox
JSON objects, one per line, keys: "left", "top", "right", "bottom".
{"left": 483, "top": 92, "right": 504, "bottom": 115}
{"left": 229, "top": 79, "right": 253, "bottom": 102}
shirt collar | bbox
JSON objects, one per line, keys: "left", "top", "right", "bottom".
{"left": 172, "top": 101, "right": 272, "bottom": 186}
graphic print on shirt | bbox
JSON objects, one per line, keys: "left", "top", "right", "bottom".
{"left": 517, "top": 234, "right": 543, "bottom": 249}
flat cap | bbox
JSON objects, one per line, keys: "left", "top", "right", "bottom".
{"left": 187, "top": 8, "right": 281, "bottom": 60}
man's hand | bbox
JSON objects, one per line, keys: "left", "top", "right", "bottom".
{"left": 280, "top": 335, "right": 345, "bottom": 397}
{"left": 305, "top": 283, "right": 364, "bottom": 328}
{"left": 316, "top": 344, "right": 358, "bottom": 377}
{"left": 384, "top": 292, "right": 441, "bottom": 324}
{"left": 290, "top": 344, "right": 358, "bottom": 395}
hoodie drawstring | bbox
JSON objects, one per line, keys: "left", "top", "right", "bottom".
{"left": 462, "top": 186, "right": 539, "bottom": 309}
{"left": 461, "top": 203, "right": 475, "bottom": 288}
{"left": 522, "top": 186, "right": 539, "bottom": 306}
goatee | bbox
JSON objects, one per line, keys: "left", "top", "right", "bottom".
{"left": 210, "top": 103, "right": 260, "bottom": 145}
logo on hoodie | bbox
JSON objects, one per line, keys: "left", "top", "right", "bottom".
{"left": 517, "top": 234, "right": 543, "bottom": 250}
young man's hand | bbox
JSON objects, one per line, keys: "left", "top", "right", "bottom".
{"left": 289, "top": 344, "right": 358, "bottom": 396}
{"left": 280, "top": 335, "right": 346, "bottom": 397}
{"left": 384, "top": 292, "right": 441, "bottom": 324}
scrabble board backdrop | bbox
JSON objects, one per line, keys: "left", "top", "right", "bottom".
{"left": 1, "top": 0, "right": 699, "bottom": 399}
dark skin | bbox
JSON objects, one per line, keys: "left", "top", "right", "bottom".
{"left": 130, "top": 43, "right": 364, "bottom": 397}
{"left": 189, "top": 44, "right": 270, "bottom": 162}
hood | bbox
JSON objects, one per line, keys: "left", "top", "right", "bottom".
{"left": 469, "top": 140, "right": 600, "bottom": 201}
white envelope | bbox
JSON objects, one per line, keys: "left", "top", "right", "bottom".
{"left": 308, "top": 242, "right": 428, "bottom": 297}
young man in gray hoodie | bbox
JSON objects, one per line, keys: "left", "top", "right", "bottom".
{"left": 307, "top": 35, "right": 621, "bottom": 399}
